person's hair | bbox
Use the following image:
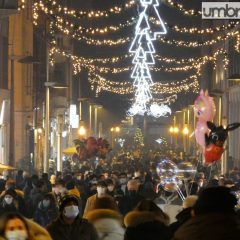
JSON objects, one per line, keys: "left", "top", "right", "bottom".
{"left": 0, "top": 213, "right": 30, "bottom": 237}
{"left": 194, "top": 186, "right": 237, "bottom": 215}
{"left": 55, "top": 179, "right": 65, "bottom": 187}
{"left": 42, "top": 173, "right": 49, "bottom": 180}
{"left": 66, "top": 181, "right": 75, "bottom": 190}
{"left": 5, "top": 179, "right": 16, "bottom": 189}
{"left": 134, "top": 200, "right": 170, "bottom": 225}
{"left": 94, "top": 197, "right": 118, "bottom": 211}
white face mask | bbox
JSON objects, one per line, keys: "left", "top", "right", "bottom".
{"left": 97, "top": 187, "right": 106, "bottom": 195}
{"left": 119, "top": 178, "right": 127, "bottom": 185}
{"left": 5, "top": 230, "right": 28, "bottom": 240}
{"left": 107, "top": 185, "right": 114, "bottom": 192}
{"left": 64, "top": 205, "right": 79, "bottom": 219}
{"left": 4, "top": 196, "right": 13, "bottom": 205}
{"left": 42, "top": 199, "right": 50, "bottom": 208}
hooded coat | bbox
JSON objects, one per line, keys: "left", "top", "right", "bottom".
{"left": 0, "top": 218, "right": 52, "bottom": 240}
{"left": 173, "top": 213, "right": 240, "bottom": 240}
{"left": 124, "top": 210, "right": 171, "bottom": 240}
{"left": 124, "top": 210, "right": 169, "bottom": 227}
{"left": 85, "top": 209, "right": 124, "bottom": 240}
{"left": 47, "top": 216, "right": 98, "bottom": 240}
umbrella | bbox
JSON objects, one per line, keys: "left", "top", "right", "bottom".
{"left": 0, "top": 163, "right": 16, "bottom": 171}
{"left": 63, "top": 147, "right": 77, "bottom": 155}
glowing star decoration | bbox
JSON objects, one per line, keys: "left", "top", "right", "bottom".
{"left": 155, "top": 138, "right": 163, "bottom": 144}
{"left": 128, "top": 0, "right": 169, "bottom": 117}
{"left": 149, "top": 103, "right": 172, "bottom": 118}
{"left": 118, "top": 138, "right": 126, "bottom": 148}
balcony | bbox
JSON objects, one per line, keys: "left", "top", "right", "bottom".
{"left": 0, "top": 0, "right": 18, "bottom": 18}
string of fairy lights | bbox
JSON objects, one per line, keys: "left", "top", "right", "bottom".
{"left": 29, "top": 0, "right": 240, "bottom": 101}
{"left": 33, "top": 0, "right": 239, "bottom": 36}
{"left": 88, "top": 71, "right": 200, "bottom": 95}
{"left": 49, "top": 18, "right": 240, "bottom": 48}
{"left": 33, "top": 0, "right": 136, "bottom": 20}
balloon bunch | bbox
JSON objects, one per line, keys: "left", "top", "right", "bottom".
{"left": 73, "top": 137, "right": 110, "bottom": 160}
{"left": 194, "top": 90, "right": 240, "bottom": 165}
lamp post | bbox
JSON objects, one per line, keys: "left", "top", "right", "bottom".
{"left": 110, "top": 127, "right": 120, "bottom": 148}
{"left": 94, "top": 105, "right": 103, "bottom": 137}
{"left": 43, "top": 82, "right": 68, "bottom": 173}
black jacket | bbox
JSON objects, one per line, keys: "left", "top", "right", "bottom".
{"left": 47, "top": 216, "right": 98, "bottom": 240}
{"left": 173, "top": 213, "right": 240, "bottom": 240}
{"left": 118, "top": 192, "right": 144, "bottom": 215}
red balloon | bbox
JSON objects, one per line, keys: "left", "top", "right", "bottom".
{"left": 204, "top": 144, "right": 224, "bottom": 165}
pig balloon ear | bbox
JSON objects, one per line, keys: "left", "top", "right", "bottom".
{"left": 226, "top": 123, "right": 240, "bottom": 132}
{"left": 207, "top": 121, "right": 216, "bottom": 131}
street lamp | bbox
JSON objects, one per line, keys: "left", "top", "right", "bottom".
{"left": 115, "top": 127, "right": 120, "bottom": 132}
{"left": 182, "top": 127, "right": 189, "bottom": 135}
{"left": 173, "top": 127, "right": 179, "bottom": 134}
{"left": 78, "top": 126, "right": 86, "bottom": 137}
{"left": 169, "top": 126, "right": 174, "bottom": 133}
{"left": 43, "top": 82, "right": 68, "bottom": 173}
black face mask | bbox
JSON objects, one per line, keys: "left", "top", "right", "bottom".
{"left": 129, "top": 190, "right": 137, "bottom": 196}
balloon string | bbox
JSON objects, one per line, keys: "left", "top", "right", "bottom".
{"left": 176, "top": 185, "right": 185, "bottom": 201}
{"left": 208, "top": 164, "right": 213, "bottom": 183}
{"left": 189, "top": 155, "right": 201, "bottom": 195}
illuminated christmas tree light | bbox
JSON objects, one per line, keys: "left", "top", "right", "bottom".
{"left": 128, "top": 0, "right": 171, "bottom": 117}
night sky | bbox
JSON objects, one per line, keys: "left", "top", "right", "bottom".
{"left": 61, "top": 0, "right": 203, "bottom": 122}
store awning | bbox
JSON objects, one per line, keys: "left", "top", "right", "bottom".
{"left": 63, "top": 147, "right": 76, "bottom": 155}
{"left": 0, "top": 163, "right": 16, "bottom": 171}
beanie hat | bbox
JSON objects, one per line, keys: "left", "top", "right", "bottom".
{"left": 59, "top": 195, "right": 79, "bottom": 213}
{"left": 4, "top": 189, "right": 17, "bottom": 199}
{"left": 194, "top": 186, "right": 237, "bottom": 215}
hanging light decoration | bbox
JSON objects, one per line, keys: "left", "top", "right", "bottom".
{"left": 128, "top": 0, "right": 171, "bottom": 117}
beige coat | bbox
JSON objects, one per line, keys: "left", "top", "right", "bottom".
{"left": 0, "top": 218, "right": 52, "bottom": 240}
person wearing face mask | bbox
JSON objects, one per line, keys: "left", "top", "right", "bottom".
{"left": 0, "top": 189, "right": 26, "bottom": 217}
{"left": 0, "top": 212, "right": 51, "bottom": 240}
{"left": 118, "top": 173, "right": 128, "bottom": 195}
{"left": 106, "top": 179, "right": 124, "bottom": 206}
{"left": 83, "top": 180, "right": 116, "bottom": 218}
{"left": 47, "top": 195, "right": 98, "bottom": 240}
{"left": 118, "top": 180, "right": 144, "bottom": 216}
{"left": 33, "top": 193, "right": 58, "bottom": 227}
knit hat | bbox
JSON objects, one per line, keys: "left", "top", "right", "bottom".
{"left": 193, "top": 186, "right": 237, "bottom": 215}
{"left": 4, "top": 189, "right": 17, "bottom": 199}
{"left": 59, "top": 195, "right": 79, "bottom": 213}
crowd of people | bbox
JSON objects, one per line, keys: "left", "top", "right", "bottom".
{"left": 0, "top": 150, "right": 239, "bottom": 240}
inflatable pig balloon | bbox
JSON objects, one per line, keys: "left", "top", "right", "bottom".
{"left": 194, "top": 90, "right": 216, "bottom": 148}
{"left": 194, "top": 90, "right": 216, "bottom": 122}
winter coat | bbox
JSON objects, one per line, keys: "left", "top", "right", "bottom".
{"left": 173, "top": 213, "right": 240, "bottom": 240}
{"left": 30, "top": 188, "right": 44, "bottom": 212}
{"left": 0, "top": 218, "right": 52, "bottom": 240}
{"left": 33, "top": 202, "right": 58, "bottom": 227}
{"left": 47, "top": 216, "right": 98, "bottom": 240}
{"left": 124, "top": 211, "right": 172, "bottom": 240}
{"left": 170, "top": 208, "right": 192, "bottom": 234}
{"left": 0, "top": 198, "right": 26, "bottom": 217}
{"left": 83, "top": 194, "right": 115, "bottom": 217}
{"left": 25, "top": 218, "right": 52, "bottom": 240}
{"left": 86, "top": 209, "right": 124, "bottom": 240}
{"left": 140, "top": 181, "right": 157, "bottom": 200}
{"left": 124, "top": 210, "right": 169, "bottom": 227}
{"left": 118, "top": 192, "right": 144, "bottom": 215}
